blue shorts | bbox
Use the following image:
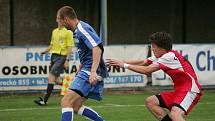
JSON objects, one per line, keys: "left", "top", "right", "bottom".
{"left": 70, "top": 70, "right": 104, "bottom": 101}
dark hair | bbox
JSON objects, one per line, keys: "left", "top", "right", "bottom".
{"left": 149, "top": 32, "right": 173, "bottom": 51}
{"left": 58, "top": 6, "right": 77, "bottom": 19}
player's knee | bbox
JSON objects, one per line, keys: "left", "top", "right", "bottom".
{"left": 145, "top": 96, "right": 157, "bottom": 108}
{"left": 170, "top": 107, "right": 184, "bottom": 119}
{"left": 61, "top": 96, "right": 72, "bottom": 108}
{"left": 48, "top": 73, "right": 57, "bottom": 83}
{"left": 73, "top": 105, "right": 82, "bottom": 113}
{"left": 73, "top": 100, "right": 84, "bottom": 113}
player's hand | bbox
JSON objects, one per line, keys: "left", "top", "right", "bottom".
{"left": 89, "top": 71, "right": 98, "bottom": 86}
{"left": 106, "top": 59, "right": 124, "bottom": 68}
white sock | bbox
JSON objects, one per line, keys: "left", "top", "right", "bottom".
{"left": 62, "top": 108, "right": 73, "bottom": 121}
{"left": 78, "top": 105, "right": 103, "bottom": 121}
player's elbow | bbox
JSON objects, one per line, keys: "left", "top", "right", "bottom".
{"left": 142, "top": 66, "right": 157, "bottom": 75}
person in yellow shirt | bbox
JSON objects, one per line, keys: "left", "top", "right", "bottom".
{"left": 34, "top": 12, "right": 74, "bottom": 106}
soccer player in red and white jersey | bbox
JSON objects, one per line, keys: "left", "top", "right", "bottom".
{"left": 106, "top": 32, "right": 202, "bottom": 121}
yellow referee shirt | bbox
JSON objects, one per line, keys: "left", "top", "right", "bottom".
{"left": 50, "top": 27, "right": 74, "bottom": 56}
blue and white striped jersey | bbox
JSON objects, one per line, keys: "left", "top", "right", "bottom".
{"left": 74, "top": 21, "right": 108, "bottom": 78}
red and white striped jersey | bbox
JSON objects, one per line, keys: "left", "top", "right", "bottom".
{"left": 147, "top": 50, "right": 202, "bottom": 93}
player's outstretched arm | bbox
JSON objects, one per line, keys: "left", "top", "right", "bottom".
{"left": 124, "top": 59, "right": 149, "bottom": 66}
{"left": 106, "top": 59, "right": 160, "bottom": 75}
{"left": 125, "top": 64, "right": 160, "bottom": 75}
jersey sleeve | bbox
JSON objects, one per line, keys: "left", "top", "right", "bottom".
{"left": 146, "top": 56, "right": 158, "bottom": 65}
{"left": 78, "top": 25, "right": 102, "bottom": 49}
{"left": 158, "top": 52, "right": 182, "bottom": 70}
{"left": 66, "top": 30, "right": 75, "bottom": 47}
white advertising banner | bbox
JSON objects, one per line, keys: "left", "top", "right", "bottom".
{"left": 152, "top": 44, "right": 215, "bottom": 86}
{"left": 0, "top": 45, "right": 148, "bottom": 91}
{"left": 104, "top": 45, "right": 148, "bottom": 88}
{"left": 0, "top": 47, "right": 80, "bottom": 91}
{"left": 0, "top": 47, "right": 50, "bottom": 91}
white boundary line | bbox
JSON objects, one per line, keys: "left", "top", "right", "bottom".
{"left": 0, "top": 104, "right": 145, "bottom": 112}
{"left": 0, "top": 102, "right": 214, "bottom": 112}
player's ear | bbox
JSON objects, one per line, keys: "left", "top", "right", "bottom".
{"left": 63, "top": 17, "right": 69, "bottom": 23}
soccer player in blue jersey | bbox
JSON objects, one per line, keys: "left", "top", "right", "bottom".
{"left": 57, "top": 6, "right": 109, "bottom": 121}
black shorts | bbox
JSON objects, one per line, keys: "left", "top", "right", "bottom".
{"left": 156, "top": 94, "right": 167, "bottom": 108}
{"left": 50, "top": 54, "right": 66, "bottom": 76}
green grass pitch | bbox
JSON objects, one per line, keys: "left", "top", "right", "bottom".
{"left": 0, "top": 91, "right": 214, "bottom": 121}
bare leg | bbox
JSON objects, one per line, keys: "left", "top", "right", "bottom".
{"left": 55, "top": 76, "right": 63, "bottom": 85}
{"left": 73, "top": 97, "right": 86, "bottom": 113}
{"left": 61, "top": 90, "right": 82, "bottom": 121}
{"left": 61, "top": 90, "right": 82, "bottom": 108}
{"left": 62, "top": 91, "right": 104, "bottom": 121}
{"left": 145, "top": 95, "right": 168, "bottom": 120}
{"left": 170, "top": 106, "right": 185, "bottom": 121}
{"left": 48, "top": 73, "right": 57, "bottom": 83}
